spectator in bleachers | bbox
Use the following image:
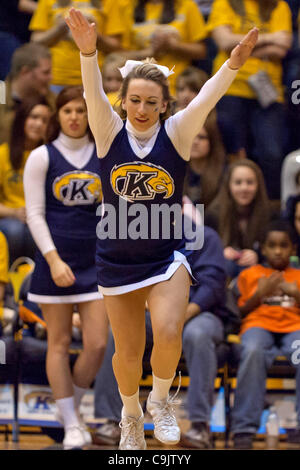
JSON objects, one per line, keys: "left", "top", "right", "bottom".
{"left": 93, "top": 224, "right": 232, "bottom": 450}
{"left": 174, "top": 66, "right": 208, "bottom": 112}
{"left": 231, "top": 220, "right": 300, "bottom": 449}
{"left": 0, "top": 42, "right": 53, "bottom": 145}
{"left": 207, "top": 0, "right": 292, "bottom": 199}
{"left": 0, "top": 95, "right": 51, "bottom": 264}
{"left": 183, "top": 112, "right": 227, "bottom": 208}
{"left": 101, "top": 52, "right": 125, "bottom": 106}
{"left": 29, "top": 0, "right": 126, "bottom": 92}
{"left": 23, "top": 86, "right": 109, "bottom": 450}
{"left": 119, "top": 0, "right": 207, "bottom": 95}
{"left": 207, "top": 159, "right": 271, "bottom": 279}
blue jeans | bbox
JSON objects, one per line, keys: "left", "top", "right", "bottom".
{"left": 231, "top": 327, "right": 300, "bottom": 434}
{"left": 0, "top": 32, "right": 21, "bottom": 81}
{"left": 0, "top": 217, "right": 36, "bottom": 264}
{"left": 182, "top": 312, "right": 224, "bottom": 423}
{"left": 217, "top": 96, "right": 285, "bottom": 199}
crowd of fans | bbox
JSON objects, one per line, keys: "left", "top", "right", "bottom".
{"left": 1, "top": 0, "right": 300, "bottom": 450}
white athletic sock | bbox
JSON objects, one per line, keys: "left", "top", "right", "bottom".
{"left": 56, "top": 396, "right": 80, "bottom": 429}
{"left": 151, "top": 373, "right": 175, "bottom": 402}
{"left": 119, "top": 388, "right": 143, "bottom": 419}
{"left": 73, "top": 384, "right": 88, "bottom": 412}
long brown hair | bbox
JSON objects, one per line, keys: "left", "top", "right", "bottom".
{"left": 208, "top": 159, "right": 270, "bottom": 248}
{"left": 117, "top": 58, "right": 173, "bottom": 121}
{"left": 229, "top": 0, "right": 278, "bottom": 23}
{"left": 183, "top": 113, "right": 226, "bottom": 207}
{"left": 134, "top": 0, "right": 175, "bottom": 24}
{"left": 46, "top": 86, "right": 93, "bottom": 142}
{"left": 9, "top": 96, "right": 51, "bottom": 171}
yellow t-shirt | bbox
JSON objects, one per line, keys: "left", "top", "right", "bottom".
{"left": 0, "top": 143, "right": 30, "bottom": 209}
{"left": 207, "top": 0, "right": 292, "bottom": 101}
{"left": 29, "top": 0, "right": 126, "bottom": 86}
{"left": 129, "top": 0, "right": 207, "bottom": 95}
{"left": 0, "top": 231, "right": 9, "bottom": 285}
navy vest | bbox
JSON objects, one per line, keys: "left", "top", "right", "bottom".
{"left": 45, "top": 143, "right": 102, "bottom": 239}
{"left": 96, "top": 122, "right": 187, "bottom": 264}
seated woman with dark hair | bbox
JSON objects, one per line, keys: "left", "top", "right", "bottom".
{"left": 183, "top": 112, "right": 227, "bottom": 208}
{"left": 207, "top": 159, "right": 271, "bottom": 278}
{"left": 0, "top": 95, "right": 51, "bottom": 263}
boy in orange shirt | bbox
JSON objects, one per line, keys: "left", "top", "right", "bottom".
{"left": 231, "top": 220, "right": 300, "bottom": 449}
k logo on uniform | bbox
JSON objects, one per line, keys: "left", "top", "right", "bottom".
{"left": 110, "top": 162, "right": 175, "bottom": 202}
{"left": 52, "top": 171, "right": 102, "bottom": 205}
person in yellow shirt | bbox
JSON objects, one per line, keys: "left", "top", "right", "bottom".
{"left": 119, "top": 0, "right": 207, "bottom": 95}
{"left": 0, "top": 95, "right": 51, "bottom": 263}
{"left": 29, "top": 0, "right": 126, "bottom": 91}
{"left": 207, "top": 0, "right": 292, "bottom": 200}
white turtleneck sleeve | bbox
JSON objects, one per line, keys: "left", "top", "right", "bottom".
{"left": 80, "top": 52, "right": 123, "bottom": 158}
{"left": 80, "top": 53, "right": 238, "bottom": 161}
{"left": 24, "top": 133, "right": 95, "bottom": 255}
{"left": 24, "top": 144, "right": 54, "bottom": 255}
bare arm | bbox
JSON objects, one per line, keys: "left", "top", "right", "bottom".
{"left": 251, "top": 44, "right": 290, "bottom": 60}
{"left": 18, "top": 0, "right": 37, "bottom": 14}
{"left": 164, "top": 39, "right": 206, "bottom": 60}
{"left": 212, "top": 25, "right": 291, "bottom": 55}
{"left": 31, "top": 18, "right": 69, "bottom": 47}
{"left": 97, "top": 34, "right": 122, "bottom": 54}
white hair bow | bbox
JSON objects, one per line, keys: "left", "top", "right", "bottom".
{"left": 119, "top": 60, "right": 175, "bottom": 78}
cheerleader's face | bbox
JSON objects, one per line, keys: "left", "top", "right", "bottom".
{"left": 229, "top": 166, "right": 258, "bottom": 207}
{"left": 122, "top": 78, "right": 167, "bottom": 131}
{"left": 58, "top": 98, "right": 88, "bottom": 138}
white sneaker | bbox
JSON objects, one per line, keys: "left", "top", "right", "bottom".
{"left": 55, "top": 409, "right": 92, "bottom": 445}
{"left": 146, "top": 391, "right": 181, "bottom": 445}
{"left": 63, "top": 425, "right": 86, "bottom": 450}
{"left": 119, "top": 409, "right": 147, "bottom": 450}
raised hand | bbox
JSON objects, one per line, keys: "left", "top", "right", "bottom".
{"left": 228, "top": 27, "right": 259, "bottom": 70}
{"left": 65, "top": 7, "right": 97, "bottom": 55}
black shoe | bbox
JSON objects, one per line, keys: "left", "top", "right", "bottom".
{"left": 179, "top": 423, "right": 212, "bottom": 449}
{"left": 233, "top": 433, "right": 254, "bottom": 450}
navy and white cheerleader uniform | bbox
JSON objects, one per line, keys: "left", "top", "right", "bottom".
{"left": 24, "top": 133, "right": 103, "bottom": 303}
{"left": 96, "top": 121, "right": 197, "bottom": 294}
{"left": 80, "top": 52, "right": 238, "bottom": 295}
